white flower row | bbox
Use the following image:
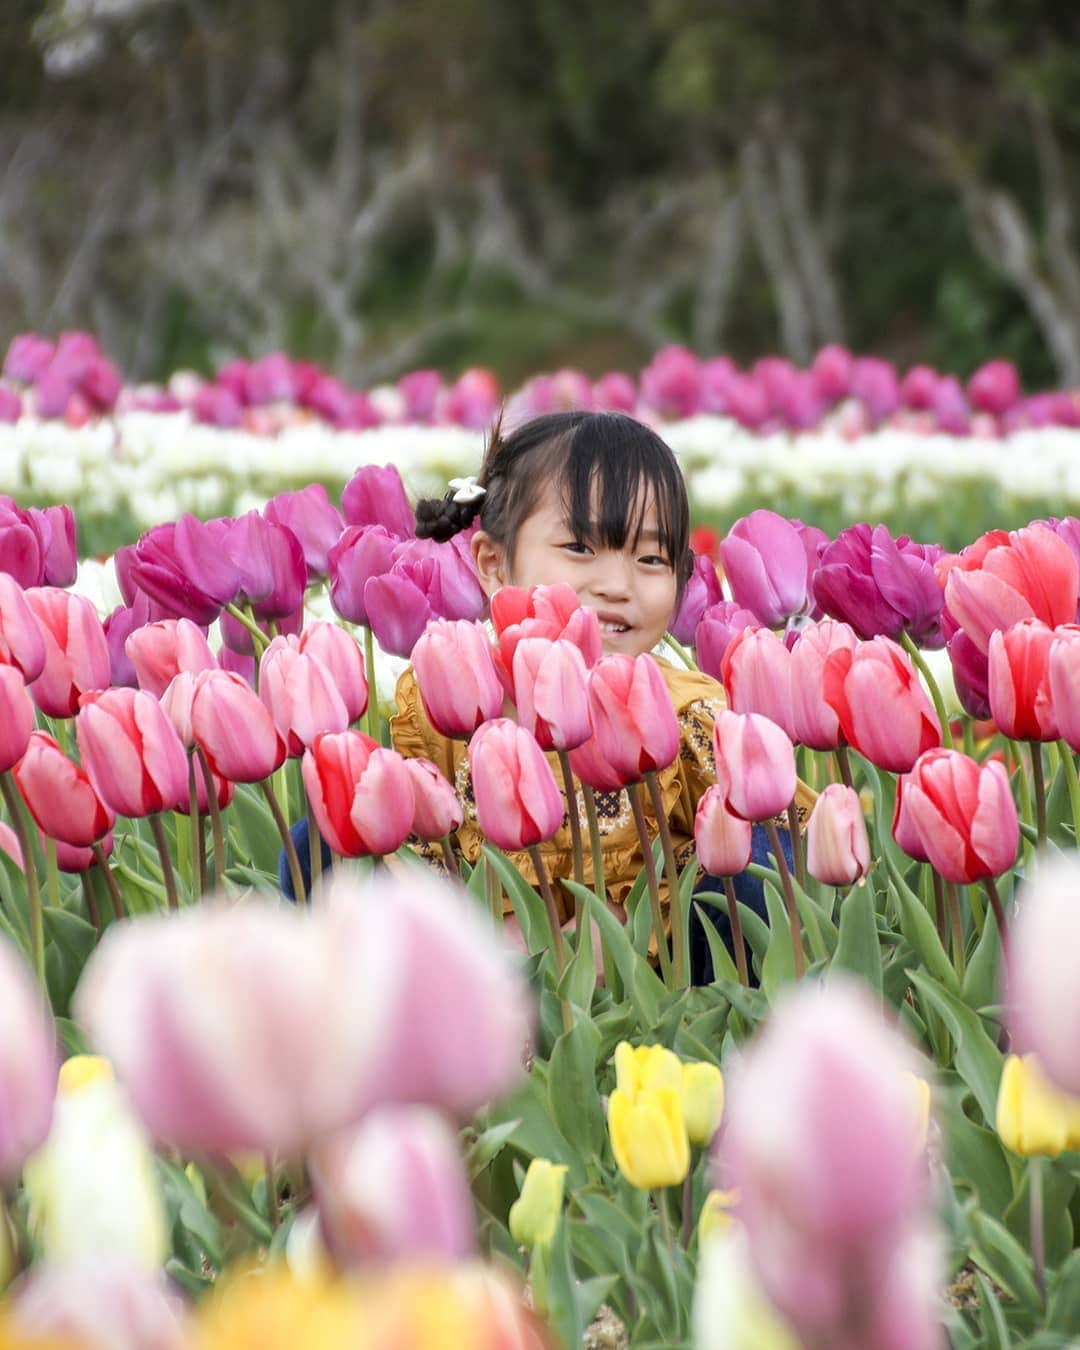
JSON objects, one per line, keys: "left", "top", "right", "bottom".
{"left": 3, "top": 410, "right": 1080, "bottom": 531}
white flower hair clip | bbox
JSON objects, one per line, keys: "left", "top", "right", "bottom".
{"left": 448, "top": 475, "right": 486, "bottom": 504}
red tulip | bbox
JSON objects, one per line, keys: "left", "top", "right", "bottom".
{"left": 987, "top": 619, "right": 1058, "bottom": 742}
{"left": 75, "top": 688, "right": 189, "bottom": 818}
{"left": 788, "top": 620, "right": 858, "bottom": 750}
{"left": 24, "top": 588, "right": 111, "bottom": 718}
{"left": 806, "top": 784, "right": 870, "bottom": 886}
{"left": 0, "top": 665, "right": 35, "bottom": 774}
{"left": 903, "top": 748, "right": 1019, "bottom": 884}
{"left": 490, "top": 583, "right": 602, "bottom": 691}
{"left": 720, "top": 626, "right": 795, "bottom": 737}
{"left": 468, "top": 719, "right": 564, "bottom": 852}
{"left": 712, "top": 709, "right": 797, "bottom": 822}
{"left": 14, "top": 732, "right": 115, "bottom": 847}
{"left": 411, "top": 619, "right": 504, "bottom": 739}
{"left": 584, "top": 654, "right": 680, "bottom": 784}
{"left": 1049, "top": 625, "right": 1080, "bottom": 751}
{"left": 823, "top": 636, "right": 940, "bottom": 773}
{"left": 259, "top": 636, "right": 351, "bottom": 756}
{"left": 302, "top": 731, "right": 415, "bottom": 857}
{"left": 298, "top": 621, "right": 368, "bottom": 724}
{"left": 190, "top": 670, "right": 287, "bottom": 782}
{"left": 694, "top": 785, "right": 753, "bottom": 876}
{"left": 0, "top": 573, "right": 46, "bottom": 682}
{"left": 125, "top": 618, "right": 217, "bottom": 698}
{"left": 512, "top": 637, "right": 591, "bottom": 751}
{"left": 403, "top": 758, "right": 463, "bottom": 841}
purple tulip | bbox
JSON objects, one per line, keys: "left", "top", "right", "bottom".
{"left": 328, "top": 524, "right": 398, "bottom": 625}
{"left": 813, "top": 524, "right": 945, "bottom": 647}
{"left": 694, "top": 601, "right": 759, "bottom": 680}
{"left": 442, "top": 368, "right": 500, "bottom": 429}
{"left": 390, "top": 537, "right": 486, "bottom": 623}
{"left": 24, "top": 505, "right": 77, "bottom": 587}
{"left": 724, "top": 374, "right": 771, "bottom": 430}
{"left": 851, "top": 356, "right": 901, "bottom": 424}
{"left": 264, "top": 485, "right": 344, "bottom": 581}
{"left": 173, "top": 514, "right": 241, "bottom": 607}
{"left": 0, "top": 387, "right": 23, "bottom": 423}
{"left": 103, "top": 595, "right": 154, "bottom": 688}
{"left": 127, "top": 520, "right": 234, "bottom": 626}
{"left": 777, "top": 370, "right": 827, "bottom": 430}
{"left": 719, "top": 509, "right": 816, "bottom": 627}
{"left": 364, "top": 572, "right": 434, "bottom": 657}
{"left": 640, "top": 346, "right": 702, "bottom": 419}
{"left": 593, "top": 371, "right": 638, "bottom": 411}
{"left": 341, "top": 464, "right": 415, "bottom": 538}
{"left": 968, "top": 359, "right": 1020, "bottom": 415}
{"left": 192, "top": 384, "right": 244, "bottom": 428}
{"left": 398, "top": 369, "right": 443, "bottom": 421}
{"left": 669, "top": 554, "right": 723, "bottom": 644}
{"left": 931, "top": 375, "right": 971, "bottom": 435}
{"left": 218, "top": 644, "right": 256, "bottom": 686}
{"left": 301, "top": 374, "right": 353, "bottom": 426}
{"left": 225, "top": 512, "right": 307, "bottom": 620}
{"left": 810, "top": 344, "right": 854, "bottom": 403}
{"left": 0, "top": 499, "right": 43, "bottom": 587}
{"left": 900, "top": 365, "right": 940, "bottom": 411}
{"left": 3, "top": 334, "right": 55, "bottom": 385}
{"left": 947, "top": 628, "right": 990, "bottom": 719}
{"left": 81, "top": 355, "right": 122, "bottom": 412}
{"left": 244, "top": 353, "right": 296, "bottom": 406}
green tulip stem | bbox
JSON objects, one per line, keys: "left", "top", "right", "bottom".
{"left": 556, "top": 750, "right": 586, "bottom": 906}
{"left": 766, "top": 817, "right": 804, "bottom": 979}
{"left": 722, "top": 875, "right": 750, "bottom": 987}
{"left": 931, "top": 870, "right": 948, "bottom": 948}
{"left": 900, "top": 632, "right": 954, "bottom": 751}
{"left": 148, "top": 814, "right": 179, "bottom": 911}
{"left": 80, "top": 872, "right": 101, "bottom": 938}
{"left": 983, "top": 876, "right": 1008, "bottom": 951}
{"left": 1031, "top": 1155, "right": 1046, "bottom": 1307}
{"left": 261, "top": 779, "right": 305, "bottom": 906}
{"left": 265, "top": 1153, "right": 279, "bottom": 1232}
{"left": 188, "top": 757, "right": 207, "bottom": 898}
{"left": 438, "top": 834, "right": 460, "bottom": 880}
{"left": 656, "top": 1186, "right": 675, "bottom": 1261}
{"left": 834, "top": 745, "right": 854, "bottom": 789}
{"left": 1058, "top": 740, "right": 1080, "bottom": 846}
{"left": 787, "top": 801, "right": 806, "bottom": 889}
{"left": 1030, "top": 742, "right": 1048, "bottom": 847}
{"left": 196, "top": 749, "right": 226, "bottom": 888}
{"left": 962, "top": 716, "right": 977, "bottom": 761}
{"left": 627, "top": 783, "right": 674, "bottom": 987}
{"left": 0, "top": 773, "right": 45, "bottom": 989}
{"left": 580, "top": 784, "right": 607, "bottom": 904}
{"left": 93, "top": 843, "right": 126, "bottom": 920}
{"left": 645, "top": 770, "right": 687, "bottom": 988}
{"left": 945, "top": 880, "right": 966, "bottom": 979}
{"left": 680, "top": 1162, "right": 695, "bottom": 1249}
{"left": 224, "top": 603, "right": 270, "bottom": 656}
{"left": 44, "top": 836, "right": 60, "bottom": 912}
{"left": 363, "top": 625, "right": 380, "bottom": 744}
{"left": 527, "top": 845, "right": 572, "bottom": 1034}
{"left": 663, "top": 633, "right": 699, "bottom": 671}
{"left": 484, "top": 858, "right": 502, "bottom": 924}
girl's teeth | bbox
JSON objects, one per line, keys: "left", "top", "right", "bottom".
{"left": 600, "top": 621, "right": 629, "bottom": 633}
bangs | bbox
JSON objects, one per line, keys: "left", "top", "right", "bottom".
{"left": 558, "top": 414, "right": 689, "bottom": 571}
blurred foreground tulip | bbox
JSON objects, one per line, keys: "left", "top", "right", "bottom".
{"left": 0, "top": 936, "right": 57, "bottom": 1180}
{"left": 303, "top": 731, "right": 415, "bottom": 857}
{"left": 902, "top": 748, "right": 1018, "bottom": 886}
{"left": 312, "top": 1106, "right": 476, "bottom": 1265}
{"left": 76, "top": 688, "right": 189, "bottom": 817}
{"left": 995, "top": 1054, "right": 1080, "bottom": 1158}
{"left": 24, "top": 586, "right": 111, "bottom": 717}
{"left": 822, "top": 635, "right": 940, "bottom": 772}
{"left": 468, "top": 719, "right": 564, "bottom": 851}
{"left": 806, "top": 784, "right": 870, "bottom": 886}
{"left": 11, "top": 1262, "right": 188, "bottom": 1350}
{"left": 693, "top": 1228, "right": 800, "bottom": 1350}
{"left": 411, "top": 618, "right": 504, "bottom": 738}
{"left": 509, "top": 1159, "right": 567, "bottom": 1250}
{"left": 711, "top": 709, "right": 796, "bottom": 822}
{"left": 15, "top": 731, "right": 115, "bottom": 847}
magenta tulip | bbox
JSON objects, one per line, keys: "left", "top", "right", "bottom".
{"left": 303, "top": 731, "right": 415, "bottom": 857}
{"left": 341, "top": 464, "right": 415, "bottom": 538}
{"left": 468, "top": 719, "right": 564, "bottom": 851}
{"left": 712, "top": 709, "right": 797, "bottom": 821}
{"left": 806, "top": 785, "right": 871, "bottom": 886}
{"left": 0, "top": 498, "right": 42, "bottom": 588}
{"left": 190, "top": 670, "right": 287, "bottom": 782}
{"left": 389, "top": 536, "right": 486, "bottom": 623}
{"left": 125, "top": 520, "right": 233, "bottom": 625}
{"left": 693, "top": 600, "right": 758, "bottom": 681}
{"left": 264, "top": 484, "right": 344, "bottom": 580}
{"left": 968, "top": 359, "right": 1021, "bottom": 415}
{"left": 298, "top": 621, "right": 368, "bottom": 724}
{"left": 411, "top": 619, "right": 504, "bottom": 739}
{"left": 125, "top": 618, "right": 217, "bottom": 698}
{"left": 813, "top": 524, "right": 945, "bottom": 647}
{"left": 14, "top": 732, "right": 115, "bottom": 847}
{"left": 75, "top": 688, "right": 189, "bottom": 817}
{"left": 694, "top": 785, "right": 753, "bottom": 876}
{"left": 328, "top": 524, "right": 398, "bottom": 626}
{"left": 584, "top": 653, "right": 680, "bottom": 784}
{"left": 403, "top": 757, "right": 464, "bottom": 841}
{"left": 259, "top": 636, "right": 351, "bottom": 756}
{"left": 24, "top": 588, "right": 111, "bottom": 718}
{"left": 363, "top": 571, "right": 434, "bottom": 658}
{"left": 669, "top": 554, "right": 723, "bottom": 645}
{"left": 512, "top": 636, "right": 591, "bottom": 751}
{"left": 719, "top": 509, "right": 815, "bottom": 627}
{"left": 224, "top": 511, "right": 307, "bottom": 621}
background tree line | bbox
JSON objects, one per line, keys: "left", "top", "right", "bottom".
{"left": 2, "top": 0, "right": 1080, "bottom": 387}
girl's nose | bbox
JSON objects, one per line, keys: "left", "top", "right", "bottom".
{"left": 587, "top": 552, "right": 633, "bottom": 601}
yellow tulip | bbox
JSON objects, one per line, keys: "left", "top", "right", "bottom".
{"left": 57, "top": 1054, "right": 113, "bottom": 1094}
{"left": 609, "top": 1085, "right": 690, "bottom": 1189}
{"left": 698, "top": 1188, "right": 739, "bottom": 1244}
{"left": 682, "top": 1061, "right": 725, "bottom": 1147}
{"left": 614, "top": 1040, "right": 683, "bottom": 1097}
{"left": 995, "top": 1054, "right": 1080, "bottom": 1157}
{"left": 508, "top": 1158, "right": 567, "bottom": 1249}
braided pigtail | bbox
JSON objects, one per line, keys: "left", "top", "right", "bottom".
{"left": 414, "top": 411, "right": 508, "bottom": 542}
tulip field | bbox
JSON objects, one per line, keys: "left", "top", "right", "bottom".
{"left": 4, "top": 335, "right": 1080, "bottom": 1349}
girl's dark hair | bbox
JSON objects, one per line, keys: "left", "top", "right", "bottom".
{"left": 415, "top": 410, "right": 693, "bottom": 592}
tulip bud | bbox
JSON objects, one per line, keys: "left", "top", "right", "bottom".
{"left": 509, "top": 1158, "right": 568, "bottom": 1250}
{"left": 694, "top": 785, "right": 753, "bottom": 877}
{"left": 995, "top": 1054, "right": 1080, "bottom": 1158}
{"left": 608, "top": 1085, "right": 690, "bottom": 1189}
{"left": 988, "top": 619, "right": 1058, "bottom": 742}
{"left": 720, "top": 626, "right": 795, "bottom": 737}
{"left": 805, "top": 784, "right": 870, "bottom": 886}
{"left": 903, "top": 748, "right": 1018, "bottom": 885}
{"left": 719, "top": 510, "right": 815, "bottom": 627}
{"left": 298, "top": 621, "right": 367, "bottom": 724}
{"left": 822, "top": 635, "right": 940, "bottom": 773}
{"left": 682, "top": 1061, "right": 724, "bottom": 1147}
{"left": 411, "top": 619, "right": 504, "bottom": 739}
{"left": 14, "top": 731, "right": 115, "bottom": 847}
{"left": 303, "top": 731, "right": 415, "bottom": 857}
{"left": 259, "top": 636, "right": 351, "bottom": 756}
{"left": 586, "top": 654, "right": 680, "bottom": 784}
{"left": 0, "top": 572, "right": 46, "bottom": 682}
{"left": 468, "top": 719, "right": 564, "bottom": 852}
{"left": 403, "top": 757, "right": 463, "bottom": 841}
{"left": 712, "top": 710, "right": 796, "bottom": 822}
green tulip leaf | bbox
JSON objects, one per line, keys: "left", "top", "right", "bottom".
{"left": 968, "top": 1210, "right": 1041, "bottom": 1311}
{"left": 830, "top": 881, "right": 883, "bottom": 994}
{"left": 760, "top": 880, "right": 796, "bottom": 998}
{"left": 689, "top": 901, "right": 739, "bottom": 985}
{"left": 962, "top": 910, "right": 1002, "bottom": 1014}
{"left": 890, "top": 856, "right": 962, "bottom": 995}
{"left": 1047, "top": 1249, "right": 1080, "bottom": 1335}
{"left": 558, "top": 906, "right": 597, "bottom": 1015}
{"left": 547, "top": 1017, "right": 605, "bottom": 1163}
{"left": 692, "top": 890, "right": 770, "bottom": 969}
{"left": 974, "top": 1271, "right": 1012, "bottom": 1349}
{"left": 481, "top": 846, "right": 550, "bottom": 956}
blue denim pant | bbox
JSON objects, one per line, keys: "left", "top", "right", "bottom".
{"left": 281, "top": 819, "right": 790, "bottom": 988}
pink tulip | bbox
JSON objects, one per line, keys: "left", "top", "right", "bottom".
{"left": 788, "top": 619, "right": 859, "bottom": 750}
{"left": 389, "top": 536, "right": 487, "bottom": 622}
{"left": 341, "top": 464, "right": 415, "bottom": 538}
{"left": 443, "top": 367, "right": 500, "bottom": 429}
{"left": 968, "top": 359, "right": 1021, "bottom": 415}
{"left": 0, "top": 664, "right": 35, "bottom": 773}
{"left": 363, "top": 570, "right": 434, "bottom": 658}
{"left": 1048, "top": 625, "right": 1080, "bottom": 751}
{"left": 593, "top": 371, "right": 638, "bottom": 411}
{"left": 720, "top": 626, "right": 795, "bottom": 737}
{"left": 712, "top": 709, "right": 797, "bottom": 821}
{"left": 14, "top": 732, "right": 115, "bottom": 847}
{"left": 585, "top": 654, "right": 680, "bottom": 784}
{"left": 158, "top": 671, "right": 197, "bottom": 747}
{"left": 0, "top": 935, "right": 57, "bottom": 1180}
{"left": 12, "top": 1263, "right": 188, "bottom": 1350}
{"left": 0, "top": 498, "right": 43, "bottom": 588}
{"left": 303, "top": 731, "right": 415, "bottom": 857}
{"left": 193, "top": 383, "right": 244, "bottom": 428}
{"left": 891, "top": 777, "right": 930, "bottom": 864}
{"left": 902, "top": 748, "right": 1019, "bottom": 886}
{"left": 125, "top": 618, "right": 217, "bottom": 698}
{"left": 3, "top": 333, "right": 55, "bottom": 384}
{"left": 512, "top": 636, "right": 591, "bottom": 751}
{"left": 822, "top": 636, "right": 940, "bottom": 773}
{"left": 811, "top": 344, "right": 855, "bottom": 402}
{"left": 23, "top": 504, "right": 77, "bottom": 588}
{"left": 901, "top": 365, "right": 940, "bottom": 410}
{"left": 169, "top": 514, "right": 242, "bottom": 612}
{"left": 411, "top": 619, "right": 505, "bottom": 738}
{"left": 264, "top": 484, "right": 345, "bottom": 581}
{"left": 75, "top": 688, "right": 190, "bottom": 818}
{"left": 328, "top": 524, "right": 398, "bottom": 626}
{"left": 567, "top": 728, "right": 627, "bottom": 793}
{"left": 694, "top": 785, "right": 753, "bottom": 876}
{"left": 312, "top": 1106, "right": 476, "bottom": 1265}
{"left": 52, "top": 829, "right": 114, "bottom": 874}
{"left": 0, "top": 572, "right": 46, "bottom": 681}
{"left": 722, "top": 979, "right": 938, "bottom": 1350}
{"left": 1006, "top": 856, "right": 1080, "bottom": 1096}
{"left": 403, "top": 757, "right": 464, "bottom": 841}
{"left": 719, "top": 510, "right": 815, "bottom": 627}
{"left": 987, "top": 619, "right": 1058, "bottom": 742}
{"left": 398, "top": 369, "right": 443, "bottom": 421}
{"left": 24, "top": 587, "right": 111, "bottom": 718}
{"left": 298, "top": 621, "right": 368, "bottom": 724}
{"left": 468, "top": 719, "right": 564, "bottom": 851}
{"left": 0, "top": 821, "right": 22, "bottom": 870}
{"left": 693, "top": 600, "right": 759, "bottom": 681}
{"left": 491, "top": 583, "right": 602, "bottom": 692}
{"left": 259, "top": 636, "right": 351, "bottom": 756}
{"left": 851, "top": 356, "right": 901, "bottom": 423}
{"left": 806, "top": 785, "right": 871, "bottom": 886}
{"left": 190, "top": 670, "right": 287, "bottom": 782}
{"left": 639, "top": 345, "right": 702, "bottom": 419}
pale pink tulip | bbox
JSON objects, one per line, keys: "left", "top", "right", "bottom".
{"left": 789, "top": 620, "right": 859, "bottom": 750}
{"left": 403, "top": 757, "right": 464, "bottom": 841}
{"left": 823, "top": 636, "right": 940, "bottom": 773}
{"left": 720, "top": 626, "right": 795, "bottom": 737}
{"left": 585, "top": 653, "right": 680, "bottom": 784}
{"left": 806, "top": 785, "right": 871, "bottom": 886}
{"left": 0, "top": 663, "right": 35, "bottom": 773}
{"left": 513, "top": 636, "right": 591, "bottom": 751}
{"left": 259, "top": 636, "right": 351, "bottom": 756}
{"left": 124, "top": 618, "right": 217, "bottom": 698}
{"left": 1048, "top": 625, "right": 1080, "bottom": 751}
{"left": 411, "top": 619, "right": 504, "bottom": 739}
{"left": 468, "top": 719, "right": 564, "bottom": 852}
{"left": 694, "top": 785, "right": 753, "bottom": 876}
{"left": 190, "top": 670, "right": 287, "bottom": 781}
{"left": 712, "top": 709, "right": 797, "bottom": 821}
{"left": 298, "top": 621, "right": 368, "bottom": 723}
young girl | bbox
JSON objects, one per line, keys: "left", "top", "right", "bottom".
{"left": 390, "top": 410, "right": 812, "bottom": 981}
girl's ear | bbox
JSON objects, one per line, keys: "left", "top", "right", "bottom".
{"left": 471, "top": 530, "right": 508, "bottom": 596}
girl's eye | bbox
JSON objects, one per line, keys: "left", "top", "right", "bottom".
{"left": 638, "top": 555, "right": 670, "bottom": 567}
{"left": 561, "top": 541, "right": 593, "bottom": 556}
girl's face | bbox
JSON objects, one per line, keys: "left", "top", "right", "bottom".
{"left": 472, "top": 481, "right": 679, "bottom": 656}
